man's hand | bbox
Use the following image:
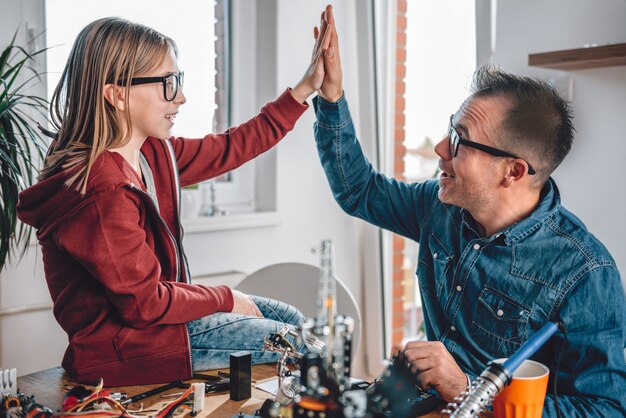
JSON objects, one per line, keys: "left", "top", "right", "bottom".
{"left": 230, "top": 289, "right": 263, "bottom": 317}
{"left": 318, "top": 5, "right": 343, "bottom": 102}
{"left": 390, "top": 343, "right": 403, "bottom": 358}
{"left": 402, "top": 341, "right": 468, "bottom": 402}
{"left": 290, "top": 7, "right": 333, "bottom": 103}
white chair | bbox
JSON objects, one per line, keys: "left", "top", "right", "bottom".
{"left": 235, "top": 262, "right": 361, "bottom": 354}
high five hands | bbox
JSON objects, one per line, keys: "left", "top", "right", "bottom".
{"left": 291, "top": 5, "right": 343, "bottom": 103}
{"left": 316, "top": 5, "right": 343, "bottom": 102}
{"left": 295, "top": 2, "right": 467, "bottom": 404}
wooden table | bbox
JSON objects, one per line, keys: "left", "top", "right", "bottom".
{"left": 16, "top": 366, "right": 485, "bottom": 417}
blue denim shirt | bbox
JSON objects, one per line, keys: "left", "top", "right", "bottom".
{"left": 313, "top": 95, "right": 626, "bottom": 417}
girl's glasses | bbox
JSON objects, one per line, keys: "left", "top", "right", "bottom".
{"left": 119, "top": 71, "right": 184, "bottom": 101}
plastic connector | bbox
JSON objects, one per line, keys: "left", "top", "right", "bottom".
{"left": 1, "top": 368, "right": 17, "bottom": 396}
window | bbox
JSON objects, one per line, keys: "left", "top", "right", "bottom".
{"left": 46, "top": 0, "right": 218, "bottom": 139}
{"left": 336, "top": 0, "right": 477, "bottom": 376}
{"left": 394, "top": 0, "right": 476, "bottom": 345}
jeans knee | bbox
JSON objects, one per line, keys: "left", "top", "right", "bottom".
{"left": 252, "top": 296, "right": 305, "bottom": 326}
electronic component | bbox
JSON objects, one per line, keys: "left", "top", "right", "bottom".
{"left": 366, "top": 354, "right": 440, "bottom": 417}
{"left": 205, "top": 379, "right": 230, "bottom": 393}
{"left": 230, "top": 351, "right": 252, "bottom": 401}
{"left": 190, "top": 382, "right": 205, "bottom": 416}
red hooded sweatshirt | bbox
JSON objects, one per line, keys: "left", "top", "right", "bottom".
{"left": 17, "top": 90, "right": 307, "bottom": 386}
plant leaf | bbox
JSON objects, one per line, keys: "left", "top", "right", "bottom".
{"left": 0, "top": 29, "right": 49, "bottom": 272}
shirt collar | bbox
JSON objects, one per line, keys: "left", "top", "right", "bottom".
{"left": 460, "top": 178, "right": 561, "bottom": 245}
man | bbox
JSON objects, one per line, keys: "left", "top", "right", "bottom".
{"left": 313, "top": 5, "right": 625, "bottom": 416}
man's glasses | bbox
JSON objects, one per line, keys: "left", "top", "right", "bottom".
{"left": 119, "top": 71, "right": 184, "bottom": 101}
{"left": 448, "top": 115, "right": 536, "bottom": 175}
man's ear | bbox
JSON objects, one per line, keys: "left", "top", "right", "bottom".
{"left": 103, "top": 84, "right": 126, "bottom": 111}
{"left": 502, "top": 160, "right": 527, "bottom": 188}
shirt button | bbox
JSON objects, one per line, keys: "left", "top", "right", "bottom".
{"left": 456, "top": 285, "right": 462, "bottom": 292}
{"left": 433, "top": 252, "right": 438, "bottom": 259}
{"left": 450, "top": 325, "right": 456, "bottom": 332}
{"left": 497, "top": 309, "right": 504, "bottom": 317}
{"left": 473, "top": 243, "right": 480, "bottom": 250}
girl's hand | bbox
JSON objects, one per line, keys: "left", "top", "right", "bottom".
{"left": 230, "top": 289, "right": 263, "bottom": 317}
{"left": 290, "top": 7, "right": 333, "bottom": 103}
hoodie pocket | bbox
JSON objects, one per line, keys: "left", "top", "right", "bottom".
{"left": 113, "top": 326, "right": 141, "bottom": 361}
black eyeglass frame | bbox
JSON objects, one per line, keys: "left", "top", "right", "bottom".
{"left": 118, "top": 71, "right": 184, "bottom": 102}
{"left": 448, "top": 115, "right": 536, "bottom": 175}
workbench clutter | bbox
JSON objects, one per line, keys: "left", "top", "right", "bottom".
{"left": 4, "top": 371, "right": 233, "bottom": 418}
{"left": 58, "top": 378, "right": 196, "bottom": 418}
{"left": 1, "top": 390, "right": 53, "bottom": 418}
{"left": 230, "top": 240, "right": 443, "bottom": 418}
{"left": 1, "top": 367, "right": 51, "bottom": 418}
{"left": 252, "top": 240, "right": 363, "bottom": 417}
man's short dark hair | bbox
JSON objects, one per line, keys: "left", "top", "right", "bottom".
{"left": 471, "top": 65, "right": 574, "bottom": 185}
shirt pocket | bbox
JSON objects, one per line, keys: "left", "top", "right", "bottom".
{"left": 432, "top": 235, "right": 455, "bottom": 297}
{"left": 470, "top": 286, "right": 531, "bottom": 358}
{"left": 419, "top": 234, "right": 453, "bottom": 299}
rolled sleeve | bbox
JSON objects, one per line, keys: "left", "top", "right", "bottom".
{"left": 313, "top": 94, "right": 350, "bottom": 128}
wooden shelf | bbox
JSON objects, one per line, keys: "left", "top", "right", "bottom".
{"left": 528, "top": 43, "right": 626, "bottom": 70}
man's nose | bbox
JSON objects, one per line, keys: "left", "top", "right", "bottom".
{"left": 434, "top": 136, "right": 451, "bottom": 160}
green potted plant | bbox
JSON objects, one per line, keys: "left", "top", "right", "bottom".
{"left": 0, "top": 31, "right": 48, "bottom": 272}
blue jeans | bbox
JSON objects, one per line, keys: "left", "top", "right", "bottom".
{"left": 187, "top": 296, "right": 305, "bottom": 371}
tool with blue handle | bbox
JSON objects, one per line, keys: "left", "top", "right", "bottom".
{"left": 442, "top": 322, "right": 560, "bottom": 418}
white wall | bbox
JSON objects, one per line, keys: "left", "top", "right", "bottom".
{"left": 487, "top": 0, "right": 626, "bottom": 283}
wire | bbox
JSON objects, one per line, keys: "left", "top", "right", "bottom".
{"left": 52, "top": 385, "right": 195, "bottom": 418}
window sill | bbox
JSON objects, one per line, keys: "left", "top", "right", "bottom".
{"left": 181, "top": 211, "right": 281, "bottom": 234}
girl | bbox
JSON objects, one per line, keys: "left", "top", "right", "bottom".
{"left": 17, "top": 15, "right": 331, "bottom": 386}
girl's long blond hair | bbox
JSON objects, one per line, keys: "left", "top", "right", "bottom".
{"left": 39, "top": 17, "right": 177, "bottom": 194}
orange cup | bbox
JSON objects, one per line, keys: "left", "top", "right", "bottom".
{"left": 492, "top": 359, "right": 549, "bottom": 418}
